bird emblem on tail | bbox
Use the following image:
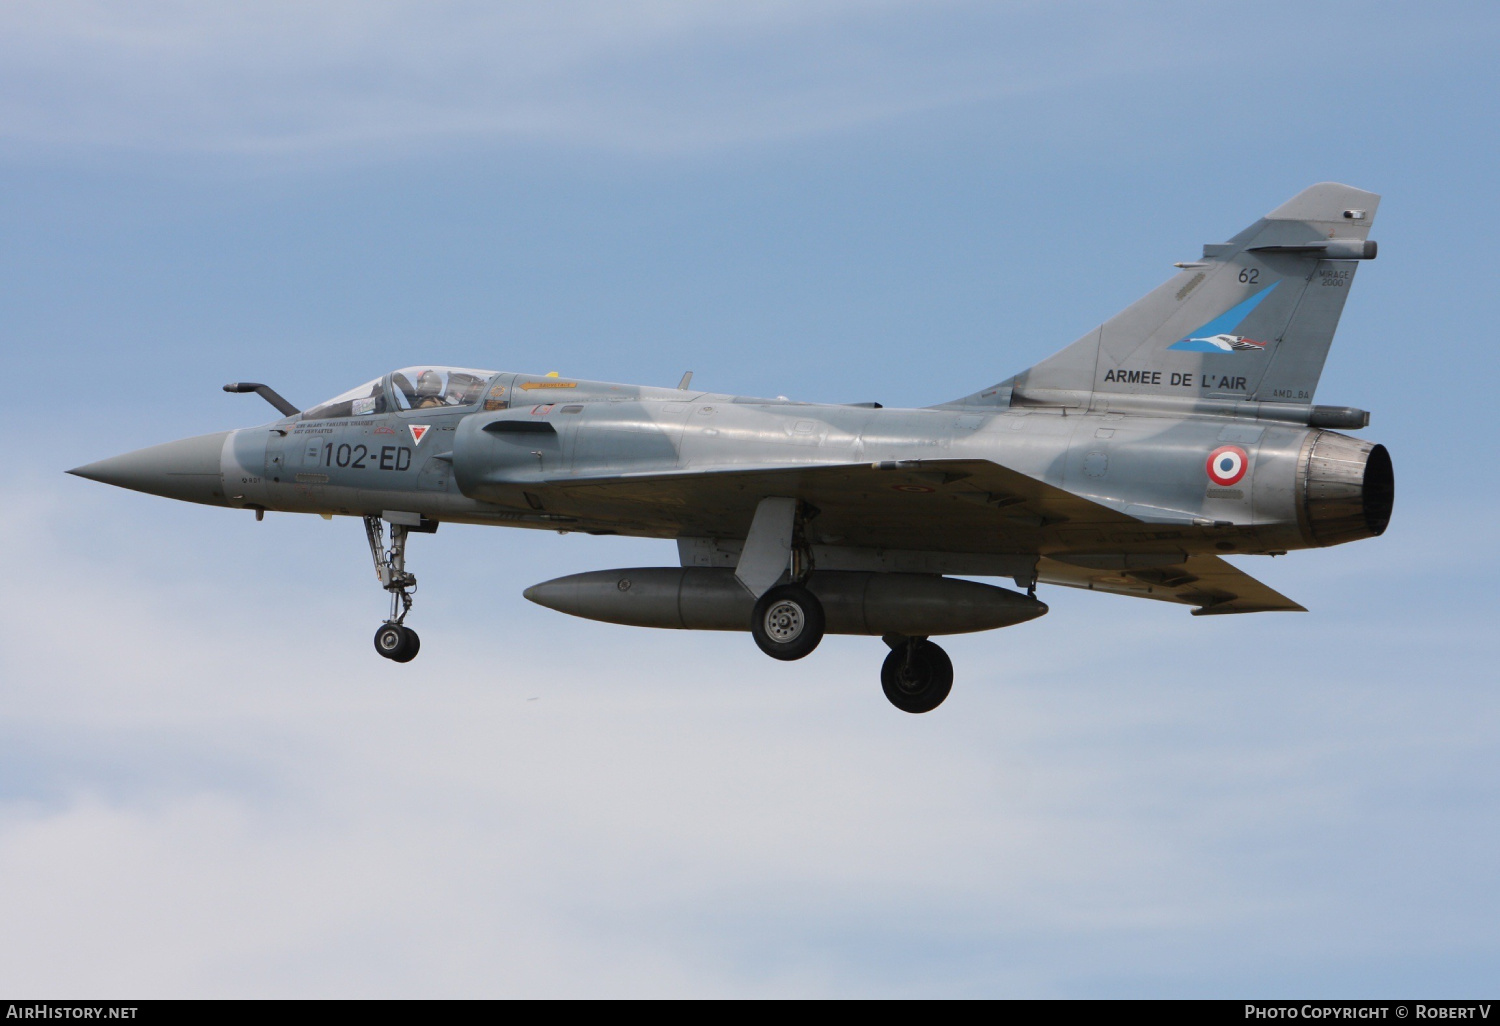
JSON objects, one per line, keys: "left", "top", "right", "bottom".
{"left": 1184, "top": 333, "right": 1269, "bottom": 353}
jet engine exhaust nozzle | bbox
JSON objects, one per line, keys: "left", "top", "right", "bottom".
{"left": 1299, "top": 430, "right": 1394, "bottom": 547}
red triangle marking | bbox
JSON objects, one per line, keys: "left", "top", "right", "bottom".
{"left": 409, "top": 425, "right": 430, "bottom": 445}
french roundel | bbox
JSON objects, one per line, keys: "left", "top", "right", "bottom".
{"left": 1206, "top": 445, "right": 1249, "bottom": 486}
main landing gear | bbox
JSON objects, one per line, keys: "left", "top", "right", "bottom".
{"left": 880, "top": 635, "right": 953, "bottom": 714}
{"left": 750, "top": 583, "right": 826, "bottom": 661}
{"left": 365, "top": 515, "right": 420, "bottom": 662}
{"left": 746, "top": 581, "right": 954, "bottom": 714}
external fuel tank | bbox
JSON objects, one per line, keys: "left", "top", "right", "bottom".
{"left": 524, "top": 567, "right": 1048, "bottom": 637}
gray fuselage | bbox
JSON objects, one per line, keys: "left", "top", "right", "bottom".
{"left": 200, "top": 370, "right": 1383, "bottom": 569}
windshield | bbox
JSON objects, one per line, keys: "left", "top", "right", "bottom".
{"left": 391, "top": 366, "right": 496, "bottom": 411}
{"left": 301, "top": 378, "right": 388, "bottom": 420}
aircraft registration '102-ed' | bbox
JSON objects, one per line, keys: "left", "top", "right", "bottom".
{"left": 71, "top": 183, "right": 1394, "bottom": 713}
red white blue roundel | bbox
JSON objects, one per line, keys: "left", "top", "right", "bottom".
{"left": 1206, "top": 445, "right": 1249, "bottom": 486}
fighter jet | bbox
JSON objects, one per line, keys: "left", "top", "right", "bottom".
{"left": 70, "top": 183, "right": 1393, "bottom": 713}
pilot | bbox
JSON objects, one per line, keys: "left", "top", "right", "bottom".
{"left": 412, "top": 369, "right": 448, "bottom": 409}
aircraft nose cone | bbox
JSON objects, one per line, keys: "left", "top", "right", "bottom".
{"left": 68, "top": 431, "right": 231, "bottom": 506}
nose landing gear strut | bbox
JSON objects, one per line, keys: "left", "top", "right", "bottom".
{"left": 365, "top": 515, "right": 420, "bottom": 662}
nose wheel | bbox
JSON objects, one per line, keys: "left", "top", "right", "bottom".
{"left": 365, "top": 515, "right": 423, "bottom": 662}
{"left": 374, "top": 622, "right": 420, "bottom": 662}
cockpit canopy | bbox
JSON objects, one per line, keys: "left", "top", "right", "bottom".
{"left": 390, "top": 367, "right": 494, "bottom": 411}
{"left": 302, "top": 366, "right": 499, "bottom": 420}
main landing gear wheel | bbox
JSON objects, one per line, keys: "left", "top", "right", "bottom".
{"left": 373, "top": 623, "right": 420, "bottom": 662}
{"left": 881, "top": 638, "right": 953, "bottom": 714}
{"left": 751, "top": 583, "right": 825, "bottom": 661}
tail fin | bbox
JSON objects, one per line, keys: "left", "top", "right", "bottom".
{"left": 956, "top": 183, "right": 1380, "bottom": 409}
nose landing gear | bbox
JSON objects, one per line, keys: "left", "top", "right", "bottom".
{"left": 373, "top": 621, "right": 420, "bottom": 662}
{"left": 365, "top": 515, "right": 421, "bottom": 662}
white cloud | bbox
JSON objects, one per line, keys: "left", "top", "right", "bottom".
{"left": 0, "top": 0, "right": 1194, "bottom": 159}
{"left": 1, "top": 477, "right": 1497, "bottom": 995}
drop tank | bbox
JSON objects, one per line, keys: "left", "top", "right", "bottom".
{"left": 524, "top": 568, "right": 1048, "bottom": 636}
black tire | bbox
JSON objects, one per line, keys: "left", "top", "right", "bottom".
{"left": 391, "top": 626, "right": 420, "bottom": 663}
{"left": 750, "top": 583, "right": 825, "bottom": 661}
{"left": 373, "top": 623, "right": 418, "bottom": 662}
{"left": 374, "top": 623, "right": 405, "bottom": 660}
{"left": 881, "top": 639, "right": 954, "bottom": 713}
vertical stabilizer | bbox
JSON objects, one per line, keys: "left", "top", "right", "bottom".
{"left": 952, "top": 183, "right": 1379, "bottom": 409}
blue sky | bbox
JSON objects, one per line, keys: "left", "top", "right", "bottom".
{"left": 1, "top": 0, "right": 1497, "bottom": 997}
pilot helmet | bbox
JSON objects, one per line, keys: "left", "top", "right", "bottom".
{"left": 415, "top": 369, "right": 443, "bottom": 397}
